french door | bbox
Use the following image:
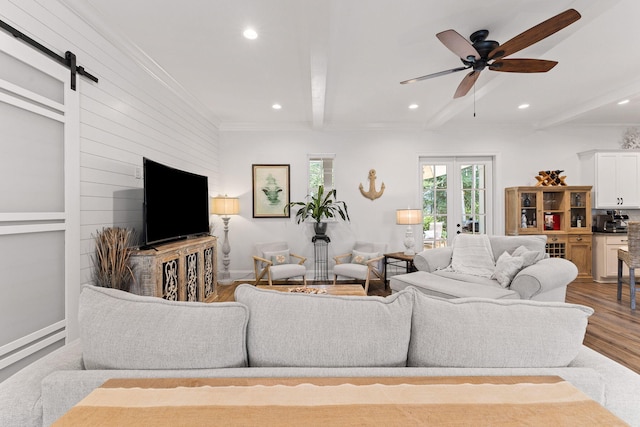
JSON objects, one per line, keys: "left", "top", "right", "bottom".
{"left": 420, "top": 156, "right": 494, "bottom": 247}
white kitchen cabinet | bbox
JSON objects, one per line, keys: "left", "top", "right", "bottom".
{"left": 592, "top": 233, "right": 629, "bottom": 282}
{"left": 579, "top": 150, "right": 640, "bottom": 208}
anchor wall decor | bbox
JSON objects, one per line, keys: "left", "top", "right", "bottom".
{"left": 359, "top": 169, "right": 385, "bottom": 200}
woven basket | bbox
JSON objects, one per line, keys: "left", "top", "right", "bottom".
{"left": 627, "top": 221, "right": 640, "bottom": 268}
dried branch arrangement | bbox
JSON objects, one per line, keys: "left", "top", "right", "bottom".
{"left": 92, "top": 227, "right": 136, "bottom": 291}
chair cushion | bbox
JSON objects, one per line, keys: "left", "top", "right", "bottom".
{"left": 269, "top": 263, "right": 306, "bottom": 280}
{"left": 390, "top": 271, "right": 519, "bottom": 299}
{"left": 79, "top": 285, "right": 249, "bottom": 369}
{"left": 407, "top": 288, "right": 593, "bottom": 368}
{"left": 489, "top": 235, "right": 546, "bottom": 260}
{"left": 334, "top": 263, "right": 369, "bottom": 280}
{"left": 234, "top": 284, "right": 414, "bottom": 367}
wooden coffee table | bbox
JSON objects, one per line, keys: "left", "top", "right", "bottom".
{"left": 256, "top": 284, "right": 366, "bottom": 296}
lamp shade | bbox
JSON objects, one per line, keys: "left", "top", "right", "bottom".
{"left": 211, "top": 196, "right": 240, "bottom": 216}
{"left": 396, "top": 209, "right": 422, "bottom": 225}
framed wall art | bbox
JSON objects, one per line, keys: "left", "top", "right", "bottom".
{"left": 252, "top": 164, "right": 290, "bottom": 218}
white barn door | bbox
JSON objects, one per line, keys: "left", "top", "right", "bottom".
{"left": 0, "top": 31, "right": 79, "bottom": 381}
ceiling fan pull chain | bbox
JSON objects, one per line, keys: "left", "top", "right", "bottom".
{"left": 473, "top": 84, "right": 476, "bottom": 117}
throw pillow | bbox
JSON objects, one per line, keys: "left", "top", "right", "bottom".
{"left": 492, "top": 251, "right": 524, "bottom": 287}
{"left": 512, "top": 245, "right": 545, "bottom": 268}
{"left": 351, "top": 250, "right": 378, "bottom": 265}
{"left": 264, "top": 249, "right": 290, "bottom": 265}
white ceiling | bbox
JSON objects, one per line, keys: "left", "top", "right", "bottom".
{"left": 64, "top": 0, "right": 640, "bottom": 131}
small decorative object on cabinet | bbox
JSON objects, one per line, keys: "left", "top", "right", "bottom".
{"left": 128, "top": 236, "right": 217, "bottom": 302}
{"left": 535, "top": 170, "right": 567, "bottom": 186}
{"left": 505, "top": 186, "right": 592, "bottom": 282}
{"left": 579, "top": 150, "right": 640, "bottom": 208}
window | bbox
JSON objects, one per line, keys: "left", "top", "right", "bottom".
{"left": 308, "top": 154, "right": 334, "bottom": 195}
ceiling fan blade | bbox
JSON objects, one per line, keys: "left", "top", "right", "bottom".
{"left": 437, "top": 30, "right": 480, "bottom": 60}
{"left": 454, "top": 70, "right": 481, "bottom": 98}
{"left": 400, "top": 66, "right": 470, "bottom": 84}
{"left": 489, "top": 9, "right": 581, "bottom": 60}
{"left": 489, "top": 58, "right": 558, "bottom": 73}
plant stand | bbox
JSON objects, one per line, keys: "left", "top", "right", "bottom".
{"left": 312, "top": 235, "right": 330, "bottom": 282}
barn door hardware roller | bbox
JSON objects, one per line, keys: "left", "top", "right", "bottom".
{"left": 0, "top": 19, "right": 98, "bottom": 90}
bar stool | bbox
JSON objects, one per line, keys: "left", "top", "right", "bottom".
{"left": 618, "top": 221, "right": 640, "bottom": 310}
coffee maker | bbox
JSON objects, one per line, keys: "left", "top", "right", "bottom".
{"left": 595, "top": 210, "right": 629, "bottom": 233}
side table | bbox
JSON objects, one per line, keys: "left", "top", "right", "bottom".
{"left": 384, "top": 252, "right": 417, "bottom": 287}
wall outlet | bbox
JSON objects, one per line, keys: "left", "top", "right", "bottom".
{"left": 135, "top": 166, "right": 142, "bottom": 179}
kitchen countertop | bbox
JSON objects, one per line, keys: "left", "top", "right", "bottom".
{"left": 593, "top": 231, "right": 628, "bottom": 235}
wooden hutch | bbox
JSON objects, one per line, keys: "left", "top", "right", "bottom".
{"left": 505, "top": 186, "right": 592, "bottom": 282}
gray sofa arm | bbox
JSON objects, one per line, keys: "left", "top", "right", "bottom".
{"left": 570, "top": 346, "right": 640, "bottom": 426}
{"left": 413, "top": 248, "right": 453, "bottom": 273}
{"left": 0, "top": 340, "right": 83, "bottom": 427}
{"left": 510, "top": 257, "right": 578, "bottom": 299}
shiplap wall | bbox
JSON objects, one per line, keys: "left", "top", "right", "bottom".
{"left": 0, "top": 0, "right": 219, "bottom": 357}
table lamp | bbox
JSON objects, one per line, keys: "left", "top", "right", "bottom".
{"left": 396, "top": 208, "right": 422, "bottom": 255}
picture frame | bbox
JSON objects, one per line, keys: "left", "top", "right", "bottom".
{"left": 252, "top": 164, "right": 291, "bottom": 218}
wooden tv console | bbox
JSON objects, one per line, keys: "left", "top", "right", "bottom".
{"left": 128, "top": 235, "right": 218, "bottom": 302}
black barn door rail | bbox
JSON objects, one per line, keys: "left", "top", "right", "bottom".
{"left": 0, "top": 18, "right": 98, "bottom": 90}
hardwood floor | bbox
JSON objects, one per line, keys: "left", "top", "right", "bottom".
{"left": 565, "top": 281, "right": 640, "bottom": 374}
{"left": 216, "top": 279, "right": 640, "bottom": 374}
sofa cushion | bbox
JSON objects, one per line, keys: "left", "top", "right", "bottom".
{"left": 79, "top": 285, "right": 249, "bottom": 370}
{"left": 234, "top": 284, "right": 413, "bottom": 367}
{"left": 407, "top": 288, "right": 593, "bottom": 368}
{"left": 391, "top": 271, "right": 519, "bottom": 299}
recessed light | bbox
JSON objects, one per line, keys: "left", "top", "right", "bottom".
{"left": 272, "top": 103, "right": 282, "bottom": 110}
{"left": 409, "top": 103, "right": 419, "bottom": 110}
{"left": 518, "top": 104, "right": 530, "bottom": 109}
{"left": 243, "top": 28, "right": 258, "bottom": 40}
{"left": 618, "top": 99, "right": 630, "bottom": 105}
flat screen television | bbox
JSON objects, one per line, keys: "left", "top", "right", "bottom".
{"left": 143, "top": 158, "right": 210, "bottom": 246}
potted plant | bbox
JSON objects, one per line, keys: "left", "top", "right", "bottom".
{"left": 286, "top": 185, "right": 350, "bottom": 236}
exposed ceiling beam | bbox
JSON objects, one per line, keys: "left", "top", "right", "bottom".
{"left": 536, "top": 77, "right": 640, "bottom": 128}
{"left": 305, "top": 2, "right": 332, "bottom": 129}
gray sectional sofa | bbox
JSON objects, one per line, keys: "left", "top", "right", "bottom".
{"left": 1, "top": 284, "right": 640, "bottom": 426}
{"left": 391, "top": 234, "right": 578, "bottom": 301}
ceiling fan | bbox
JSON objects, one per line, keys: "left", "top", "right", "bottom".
{"left": 400, "top": 9, "right": 581, "bottom": 98}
